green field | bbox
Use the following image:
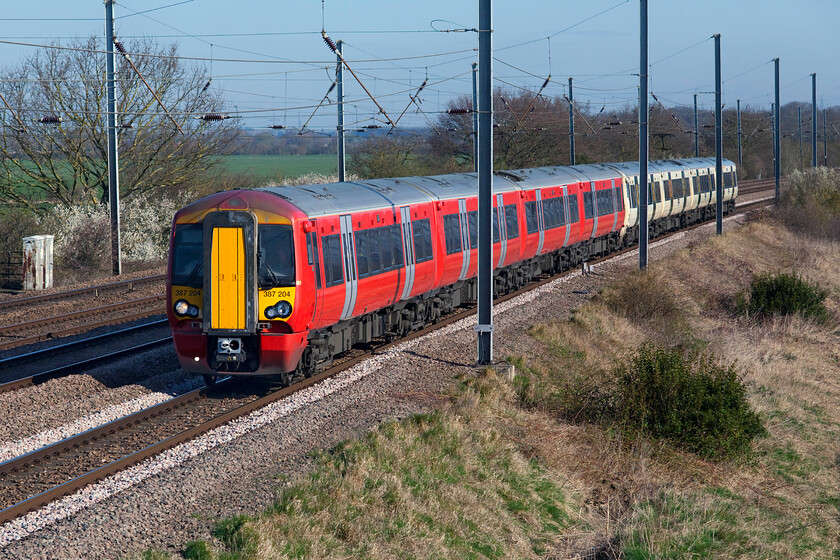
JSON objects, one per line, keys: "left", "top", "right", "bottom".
{"left": 220, "top": 154, "right": 337, "bottom": 182}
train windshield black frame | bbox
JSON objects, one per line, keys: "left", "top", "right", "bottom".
{"left": 171, "top": 223, "right": 204, "bottom": 288}
{"left": 258, "top": 224, "right": 295, "bottom": 288}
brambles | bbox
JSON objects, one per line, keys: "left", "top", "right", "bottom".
{"left": 616, "top": 343, "right": 766, "bottom": 460}
{"left": 735, "top": 272, "right": 829, "bottom": 323}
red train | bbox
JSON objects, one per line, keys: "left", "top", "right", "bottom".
{"left": 166, "top": 157, "right": 737, "bottom": 384}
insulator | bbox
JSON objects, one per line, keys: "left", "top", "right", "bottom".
{"left": 540, "top": 77, "right": 550, "bottom": 90}
{"left": 416, "top": 79, "right": 428, "bottom": 94}
{"left": 321, "top": 31, "right": 337, "bottom": 53}
{"left": 201, "top": 78, "right": 212, "bottom": 93}
{"left": 608, "top": 121, "right": 621, "bottom": 126}
{"left": 446, "top": 108, "right": 471, "bottom": 115}
{"left": 267, "top": 125, "right": 285, "bottom": 129}
{"left": 326, "top": 82, "right": 337, "bottom": 94}
{"left": 363, "top": 124, "right": 382, "bottom": 129}
{"left": 38, "top": 116, "right": 62, "bottom": 124}
{"left": 197, "top": 113, "right": 228, "bottom": 121}
{"left": 354, "top": 128, "right": 366, "bottom": 132}
{"left": 602, "top": 126, "right": 613, "bottom": 130}
{"left": 446, "top": 128, "right": 457, "bottom": 132}
{"left": 119, "top": 122, "right": 133, "bottom": 129}
{"left": 113, "top": 39, "right": 128, "bottom": 56}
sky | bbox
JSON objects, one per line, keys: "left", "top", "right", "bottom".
{"left": 0, "top": 1, "right": 837, "bottom": 131}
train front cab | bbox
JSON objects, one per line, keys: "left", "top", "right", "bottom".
{"left": 167, "top": 194, "right": 309, "bottom": 377}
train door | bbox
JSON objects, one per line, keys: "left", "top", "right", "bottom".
{"left": 399, "top": 206, "right": 415, "bottom": 300}
{"left": 458, "top": 198, "right": 470, "bottom": 280}
{"left": 307, "top": 223, "right": 324, "bottom": 329}
{"left": 611, "top": 180, "right": 619, "bottom": 232}
{"left": 562, "top": 187, "right": 572, "bottom": 246}
{"left": 495, "top": 193, "right": 507, "bottom": 268}
{"left": 535, "top": 190, "right": 546, "bottom": 254}
{"left": 339, "top": 214, "right": 358, "bottom": 321}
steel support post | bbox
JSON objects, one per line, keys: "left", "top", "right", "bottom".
{"left": 105, "top": 0, "right": 121, "bottom": 275}
{"left": 476, "top": 0, "right": 493, "bottom": 364}
{"left": 812, "top": 73, "right": 817, "bottom": 168}
{"left": 337, "top": 41, "right": 345, "bottom": 182}
{"left": 737, "top": 99, "right": 742, "bottom": 166}
{"left": 694, "top": 93, "right": 699, "bottom": 157}
{"left": 774, "top": 58, "right": 781, "bottom": 202}
{"left": 569, "top": 77, "right": 575, "bottom": 165}
{"left": 472, "top": 62, "right": 479, "bottom": 172}
{"left": 714, "top": 34, "right": 723, "bottom": 236}
{"left": 639, "top": 0, "right": 649, "bottom": 269}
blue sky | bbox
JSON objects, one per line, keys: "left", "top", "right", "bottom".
{"left": 0, "top": 1, "right": 835, "bottom": 130}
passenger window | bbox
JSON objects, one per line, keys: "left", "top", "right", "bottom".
{"left": 505, "top": 205, "right": 519, "bottom": 239}
{"left": 444, "top": 214, "right": 462, "bottom": 255}
{"left": 321, "top": 234, "right": 344, "bottom": 288}
{"left": 468, "top": 211, "right": 478, "bottom": 249}
{"left": 525, "top": 200, "right": 539, "bottom": 234}
{"left": 583, "top": 191, "right": 594, "bottom": 220}
{"left": 412, "top": 218, "right": 433, "bottom": 263}
{"left": 306, "top": 231, "right": 321, "bottom": 289}
{"left": 391, "top": 225, "right": 404, "bottom": 267}
{"left": 567, "top": 194, "right": 579, "bottom": 223}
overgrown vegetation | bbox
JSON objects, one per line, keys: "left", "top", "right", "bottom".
{"left": 735, "top": 272, "right": 830, "bottom": 323}
{"left": 779, "top": 167, "right": 840, "bottom": 239}
{"left": 617, "top": 343, "right": 766, "bottom": 459}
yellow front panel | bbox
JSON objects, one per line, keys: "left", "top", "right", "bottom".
{"left": 211, "top": 227, "right": 246, "bottom": 329}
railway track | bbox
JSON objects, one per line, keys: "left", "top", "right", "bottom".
{"left": 0, "top": 320, "right": 171, "bottom": 393}
{"left": 0, "top": 274, "right": 165, "bottom": 310}
{"left": 0, "top": 194, "right": 773, "bottom": 526}
{"left": 0, "top": 295, "right": 166, "bottom": 352}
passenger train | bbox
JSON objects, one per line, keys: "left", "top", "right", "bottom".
{"left": 166, "top": 157, "right": 738, "bottom": 383}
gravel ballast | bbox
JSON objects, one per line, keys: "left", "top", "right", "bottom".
{"left": 0, "top": 214, "right": 752, "bottom": 559}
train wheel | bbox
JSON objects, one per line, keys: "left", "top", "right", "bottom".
{"left": 202, "top": 374, "right": 217, "bottom": 387}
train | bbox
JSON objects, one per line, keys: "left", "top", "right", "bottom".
{"left": 166, "top": 157, "right": 738, "bottom": 384}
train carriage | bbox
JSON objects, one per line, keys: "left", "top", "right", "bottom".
{"left": 167, "top": 157, "right": 738, "bottom": 382}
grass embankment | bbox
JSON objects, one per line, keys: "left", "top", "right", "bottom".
{"left": 138, "top": 218, "right": 839, "bottom": 557}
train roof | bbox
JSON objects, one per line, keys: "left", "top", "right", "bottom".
{"left": 258, "top": 172, "right": 521, "bottom": 217}
{"left": 257, "top": 157, "right": 738, "bottom": 217}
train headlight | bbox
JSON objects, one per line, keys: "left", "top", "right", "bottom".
{"left": 265, "top": 300, "right": 292, "bottom": 320}
{"left": 174, "top": 299, "right": 190, "bottom": 316}
{"left": 275, "top": 300, "right": 293, "bottom": 318}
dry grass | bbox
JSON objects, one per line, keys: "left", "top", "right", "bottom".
{"left": 516, "top": 219, "right": 840, "bottom": 558}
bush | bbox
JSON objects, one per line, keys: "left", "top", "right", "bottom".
{"left": 780, "top": 167, "right": 840, "bottom": 239}
{"left": 48, "top": 193, "right": 189, "bottom": 272}
{"left": 735, "top": 272, "right": 829, "bottom": 323}
{"left": 616, "top": 343, "right": 765, "bottom": 460}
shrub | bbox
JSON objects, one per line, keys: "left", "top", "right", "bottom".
{"left": 735, "top": 272, "right": 829, "bottom": 323}
{"left": 48, "top": 192, "right": 190, "bottom": 272}
{"left": 616, "top": 343, "right": 765, "bottom": 460}
{"left": 779, "top": 167, "right": 840, "bottom": 239}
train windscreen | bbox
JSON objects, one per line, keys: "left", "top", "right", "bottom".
{"left": 171, "top": 223, "right": 203, "bottom": 287}
{"left": 258, "top": 224, "right": 295, "bottom": 288}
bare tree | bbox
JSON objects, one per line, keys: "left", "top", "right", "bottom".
{"left": 0, "top": 36, "right": 238, "bottom": 210}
